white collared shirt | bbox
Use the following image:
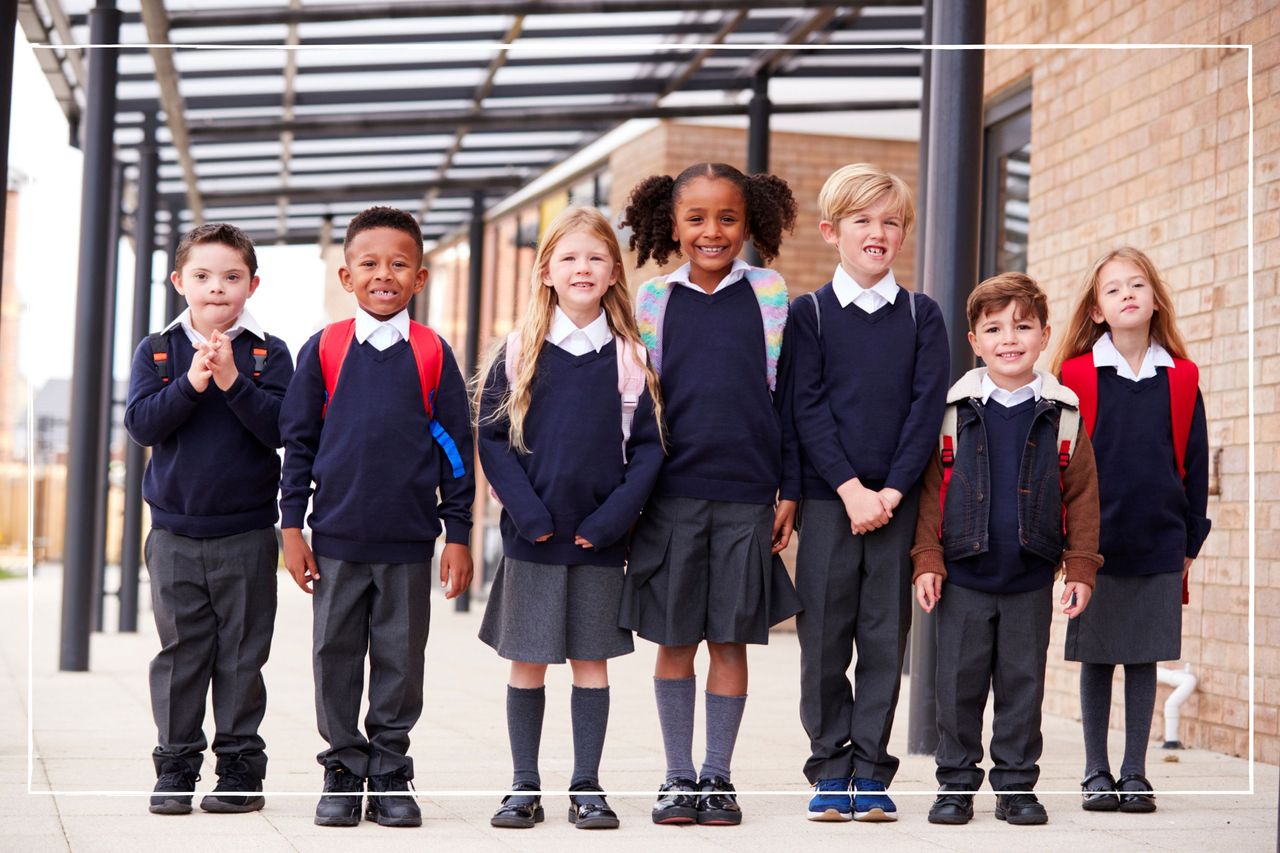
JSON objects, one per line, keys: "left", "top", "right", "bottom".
{"left": 668, "top": 257, "right": 752, "bottom": 295}
{"left": 1091, "top": 332, "right": 1174, "bottom": 383}
{"left": 355, "top": 307, "right": 410, "bottom": 352}
{"left": 831, "top": 265, "right": 900, "bottom": 314}
{"left": 546, "top": 306, "right": 613, "bottom": 356}
{"left": 164, "top": 307, "right": 264, "bottom": 346}
{"left": 980, "top": 370, "right": 1044, "bottom": 409}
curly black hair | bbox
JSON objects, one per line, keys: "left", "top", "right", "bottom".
{"left": 343, "top": 205, "right": 424, "bottom": 259}
{"left": 622, "top": 162, "right": 798, "bottom": 267}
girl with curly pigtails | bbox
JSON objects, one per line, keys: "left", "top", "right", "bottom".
{"left": 618, "top": 162, "right": 803, "bottom": 826}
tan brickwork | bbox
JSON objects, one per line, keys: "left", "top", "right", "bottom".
{"left": 985, "top": 0, "right": 1276, "bottom": 764}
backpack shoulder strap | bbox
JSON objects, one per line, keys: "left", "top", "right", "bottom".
{"left": 409, "top": 321, "right": 467, "bottom": 480}
{"left": 147, "top": 331, "right": 171, "bottom": 384}
{"left": 1059, "top": 353, "right": 1098, "bottom": 437}
{"left": 908, "top": 288, "right": 917, "bottom": 326}
{"left": 634, "top": 276, "right": 673, "bottom": 376}
{"left": 808, "top": 290, "right": 821, "bottom": 338}
{"left": 616, "top": 338, "right": 648, "bottom": 455}
{"left": 1167, "top": 357, "right": 1200, "bottom": 480}
{"left": 936, "top": 402, "right": 959, "bottom": 536}
{"left": 1056, "top": 405, "right": 1081, "bottom": 470}
{"left": 318, "top": 319, "right": 357, "bottom": 418}
{"left": 745, "top": 268, "right": 789, "bottom": 393}
{"left": 250, "top": 333, "right": 269, "bottom": 381}
{"left": 503, "top": 330, "right": 522, "bottom": 384}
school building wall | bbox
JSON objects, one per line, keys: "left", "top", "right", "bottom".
{"left": 984, "top": 0, "right": 1276, "bottom": 764}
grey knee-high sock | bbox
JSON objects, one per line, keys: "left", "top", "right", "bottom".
{"left": 571, "top": 686, "right": 610, "bottom": 807}
{"left": 1080, "top": 663, "right": 1115, "bottom": 775}
{"left": 507, "top": 685, "right": 545, "bottom": 801}
{"left": 1121, "top": 663, "right": 1157, "bottom": 777}
{"left": 700, "top": 691, "right": 747, "bottom": 782}
{"left": 654, "top": 676, "right": 697, "bottom": 782}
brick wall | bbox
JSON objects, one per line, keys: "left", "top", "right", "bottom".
{"left": 984, "top": 0, "right": 1276, "bottom": 763}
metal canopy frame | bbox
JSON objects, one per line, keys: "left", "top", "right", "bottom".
{"left": 23, "top": 0, "right": 924, "bottom": 247}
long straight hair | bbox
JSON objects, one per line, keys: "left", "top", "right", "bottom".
{"left": 1052, "top": 246, "right": 1190, "bottom": 373}
{"left": 475, "top": 206, "right": 665, "bottom": 454}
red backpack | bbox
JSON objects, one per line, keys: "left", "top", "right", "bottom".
{"left": 317, "top": 318, "right": 466, "bottom": 479}
{"left": 1060, "top": 352, "right": 1200, "bottom": 604}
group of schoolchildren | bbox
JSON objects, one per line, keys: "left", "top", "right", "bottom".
{"left": 126, "top": 160, "right": 1210, "bottom": 831}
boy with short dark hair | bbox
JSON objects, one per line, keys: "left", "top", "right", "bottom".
{"left": 787, "top": 163, "right": 950, "bottom": 822}
{"left": 912, "top": 272, "right": 1102, "bottom": 827}
{"left": 279, "top": 205, "right": 474, "bottom": 829}
{"left": 125, "top": 222, "right": 294, "bottom": 815}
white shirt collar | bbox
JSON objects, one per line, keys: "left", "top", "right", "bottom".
{"left": 831, "top": 265, "right": 900, "bottom": 310}
{"left": 1091, "top": 332, "right": 1175, "bottom": 382}
{"left": 980, "top": 370, "right": 1044, "bottom": 408}
{"left": 163, "top": 307, "right": 264, "bottom": 346}
{"left": 668, "top": 257, "right": 752, "bottom": 294}
{"left": 547, "top": 306, "right": 613, "bottom": 353}
{"left": 354, "top": 307, "right": 411, "bottom": 345}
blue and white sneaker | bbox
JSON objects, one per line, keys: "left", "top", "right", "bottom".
{"left": 853, "top": 777, "right": 897, "bottom": 822}
{"left": 806, "top": 777, "right": 853, "bottom": 821}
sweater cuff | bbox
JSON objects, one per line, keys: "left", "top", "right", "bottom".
{"left": 280, "top": 505, "right": 307, "bottom": 530}
{"left": 176, "top": 373, "right": 201, "bottom": 401}
{"left": 1062, "top": 550, "right": 1104, "bottom": 587}
{"left": 820, "top": 460, "right": 858, "bottom": 492}
{"left": 223, "top": 374, "right": 249, "bottom": 402}
{"left": 910, "top": 544, "right": 946, "bottom": 582}
{"left": 884, "top": 470, "right": 917, "bottom": 496}
{"left": 1186, "top": 516, "right": 1212, "bottom": 559}
{"left": 444, "top": 519, "right": 472, "bottom": 546}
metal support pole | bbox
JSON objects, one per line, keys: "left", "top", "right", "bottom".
{"left": 61, "top": 0, "right": 122, "bottom": 672}
{"left": 745, "top": 68, "right": 771, "bottom": 267}
{"left": 91, "top": 158, "right": 124, "bottom": 633}
{"left": 163, "top": 206, "right": 185, "bottom": 322}
{"left": 0, "top": 0, "right": 18, "bottom": 319}
{"left": 457, "top": 191, "right": 485, "bottom": 613}
{"left": 120, "top": 112, "right": 160, "bottom": 633}
{"left": 907, "top": 0, "right": 985, "bottom": 757}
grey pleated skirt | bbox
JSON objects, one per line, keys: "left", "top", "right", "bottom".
{"left": 479, "top": 557, "right": 634, "bottom": 664}
{"left": 1065, "top": 570, "right": 1183, "bottom": 664}
{"left": 619, "top": 495, "right": 803, "bottom": 646}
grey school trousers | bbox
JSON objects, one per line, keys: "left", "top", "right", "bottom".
{"left": 146, "top": 527, "right": 279, "bottom": 778}
{"left": 795, "top": 488, "right": 918, "bottom": 785}
{"left": 934, "top": 583, "right": 1053, "bottom": 791}
{"left": 312, "top": 556, "right": 431, "bottom": 779}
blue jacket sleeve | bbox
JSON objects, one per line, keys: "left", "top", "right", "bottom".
{"left": 886, "top": 294, "right": 952, "bottom": 494}
{"left": 576, "top": 386, "right": 665, "bottom": 549}
{"left": 787, "top": 295, "right": 858, "bottom": 491}
{"left": 224, "top": 334, "right": 294, "bottom": 449}
{"left": 123, "top": 334, "right": 201, "bottom": 447}
{"left": 431, "top": 341, "right": 475, "bottom": 546}
{"left": 775, "top": 317, "right": 803, "bottom": 502}
{"left": 278, "top": 332, "right": 325, "bottom": 530}
{"left": 476, "top": 352, "right": 555, "bottom": 543}
{"left": 1184, "top": 390, "right": 1212, "bottom": 559}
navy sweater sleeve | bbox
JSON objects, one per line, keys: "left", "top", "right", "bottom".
{"left": 477, "top": 354, "right": 555, "bottom": 542}
{"left": 432, "top": 340, "right": 476, "bottom": 546}
{"left": 278, "top": 332, "right": 324, "bottom": 530}
{"left": 124, "top": 337, "right": 202, "bottom": 446}
{"left": 223, "top": 334, "right": 293, "bottom": 448}
{"left": 575, "top": 386, "right": 664, "bottom": 548}
{"left": 786, "top": 294, "right": 858, "bottom": 490}
{"left": 885, "top": 295, "right": 951, "bottom": 494}
{"left": 1184, "top": 390, "right": 1212, "bottom": 559}
{"left": 775, "top": 319, "right": 802, "bottom": 502}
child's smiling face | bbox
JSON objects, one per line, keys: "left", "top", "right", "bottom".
{"left": 819, "top": 192, "right": 905, "bottom": 288}
{"left": 171, "top": 242, "right": 259, "bottom": 338}
{"left": 968, "top": 300, "right": 1051, "bottom": 391}
{"left": 339, "top": 226, "right": 427, "bottom": 321}
{"left": 542, "top": 227, "right": 618, "bottom": 327}
{"left": 671, "top": 176, "right": 747, "bottom": 293}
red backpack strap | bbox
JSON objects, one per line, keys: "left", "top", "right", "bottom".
{"left": 318, "top": 319, "right": 357, "bottom": 418}
{"left": 1167, "top": 358, "right": 1199, "bottom": 481}
{"left": 1059, "top": 353, "right": 1098, "bottom": 437}
{"left": 407, "top": 321, "right": 445, "bottom": 420}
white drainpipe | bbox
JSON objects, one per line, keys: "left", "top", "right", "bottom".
{"left": 1156, "top": 663, "right": 1198, "bottom": 748}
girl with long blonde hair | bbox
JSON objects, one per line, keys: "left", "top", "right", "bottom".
{"left": 1055, "top": 246, "right": 1210, "bottom": 815}
{"left": 475, "top": 206, "right": 665, "bottom": 832}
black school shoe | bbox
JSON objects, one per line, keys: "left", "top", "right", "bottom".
{"left": 1080, "top": 769, "right": 1121, "bottom": 812}
{"left": 200, "top": 754, "right": 264, "bottom": 813}
{"left": 150, "top": 759, "right": 200, "bottom": 815}
{"left": 927, "top": 783, "right": 975, "bottom": 825}
{"left": 696, "top": 776, "right": 742, "bottom": 826}
{"left": 491, "top": 782, "right": 544, "bottom": 829}
{"left": 1116, "top": 773, "right": 1157, "bottom": 813}
{"left": 567, "top": 781, "right": 620, "bottom": 830}
{"left": 365, "top": 770, "right": 422, "bottom": 827}
{"left": 652, "top": 777, "right": 699, "bottom": 825}
{"left": 994, "top": 787, "right": 1049, "bottom": 825}
{"left": 314, "top": 762, "right": 364, "bottom": 827}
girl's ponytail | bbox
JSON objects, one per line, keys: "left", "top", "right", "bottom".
{"left": 743, "top": 173, "right": 798, "bottom": 264}
{"left": 623, "top": 175, "right": 679, "bottom": 267}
